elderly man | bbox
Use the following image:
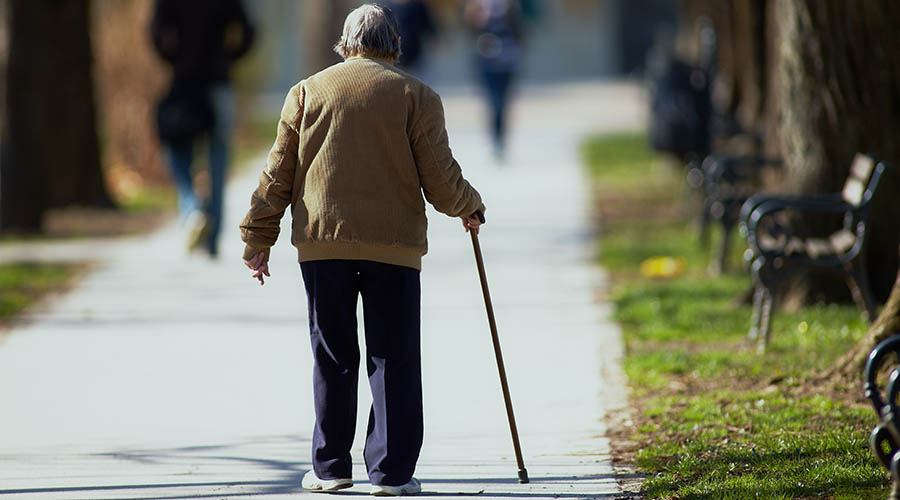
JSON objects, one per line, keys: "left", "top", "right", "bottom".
{"left": 240, "top": 4, "right": 484, "bottom": 496}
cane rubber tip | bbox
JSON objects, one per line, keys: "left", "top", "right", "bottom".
{"left": 518, "top": 469, "right": 529, "bottom": 484}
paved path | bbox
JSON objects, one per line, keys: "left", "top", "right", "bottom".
{"left": 0, "top": 81, "right": 643, "bottom": 499}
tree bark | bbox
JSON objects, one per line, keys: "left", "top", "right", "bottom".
{"left": 680, "top": 0, "right": 900, "bottom": 304}
{"left": 677, "top": 1, "right": 773, "bottom": 140}
{"left": 93, "top": 0, "right": 169, "bottom": 192}
{"left": 727, "top": 0, "right": 769, "bottom": 132}
{"left": 1, "top": 0, "right": 112, "bottom": 233}
{"left": 302, "top": 0, "right": 355, "bottom": 74}
{"left": 772, "top": 0, "right": 900, "bottom": 303}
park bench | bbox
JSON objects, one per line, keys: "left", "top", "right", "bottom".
{"left": 864, "top": 335, "right": 900, "bottom": 499}
{"left": 739, "top": 153, "right": 887, "bottom": 350}
{"left": 646, "top": 22, "right": 715, "bottom": 166}
{"left": 696, "top": 153, "right": 782, "bottom": 275}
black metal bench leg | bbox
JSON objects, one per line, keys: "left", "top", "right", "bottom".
{"left": 871, "top": 423, "right": 899, "bottom": 470}
{"left": 845, "top": 258, "right": 877, "bottom": 322}
{"left": 698, "top": 201, "right": 711, "bottom": 249}
{"left": 711, "top": 219, "right": 735, "bottom": 276}
{"left": 748, "top": 284, "right": 765, "bottom": 342}
{"left": 758, "top": 288, "right": 774, "bottom": 354}
{"left": 891, "top": 450, "right": 900, "bottom": 500}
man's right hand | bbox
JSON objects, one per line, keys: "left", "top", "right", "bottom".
{"left": 461, "top": 214, "right": 483, "bottom": 235}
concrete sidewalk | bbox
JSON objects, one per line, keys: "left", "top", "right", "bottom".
{"left": 0, "top": 80, "right": 644, "bottom": 499}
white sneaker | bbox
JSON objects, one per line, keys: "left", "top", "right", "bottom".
{"left": 301, "top": 470, "right": 353, "bottom": 492}
{"left": 183, "top": 210, "right": 208, "bottom": 254}
{"left": 370, "top": 477, "right": 421, "bottom": 496}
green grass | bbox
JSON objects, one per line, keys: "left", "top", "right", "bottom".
{"left": 582, "top": 132, "right": 888, "bottom": 499}
{"left": 0, "top": 263, "right": 79, "bottom": 321}
{"left": 599, "top": 219, "right": 719, "bottom": 280}
{"left": 581, "top": 132, "right": 676, "bottom": 195}
{"left": 233, "top": 114, "right": 279, "bottom": 171}
{"left": 117, "top": 186, "right": 177, "bottom": 214}
{"left": 637, "top": 392, "right": 882, "bottom": 499}
{"left": 582, "top": 132, "right": 655, "bottom": 176}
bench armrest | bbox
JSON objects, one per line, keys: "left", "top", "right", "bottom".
{"left": 743, "top": 195, "right": 856, "bottom": 257}
{"left": 751, "top": 195, "right": 852, "bottom": 217}
{"left": 739, "top": 192, "right": 843, "bottom": 236}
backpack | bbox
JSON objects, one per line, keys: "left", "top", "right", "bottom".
{"left": 156, "top": 81, "right": 214, "bottom": 145}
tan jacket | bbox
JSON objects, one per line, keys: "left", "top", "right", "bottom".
{"left": 239, "top": 56, "right": 485, "bottom": 270}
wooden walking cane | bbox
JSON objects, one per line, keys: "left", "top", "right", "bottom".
{"left": 469, "top": 212, "right": 529, "bottom": 484}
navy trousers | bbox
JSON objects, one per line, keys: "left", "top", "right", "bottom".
{"left": 479, "top": 69, "right": 514, "bottom": 151}
{"left": 300, "top": 259, "right": 423, "bottom": 487}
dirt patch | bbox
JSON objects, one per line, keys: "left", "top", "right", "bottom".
{"left": 604, "top": 337, "right": 875, "bottom": 499}
{"left": 605, "top": 405, "right": 645, "bottom": 499}
{"left": 594, "top": 192, "right": 682, "bottom": 225}
{"left": 42, "top": 207, "right": 171, "bottom": 237}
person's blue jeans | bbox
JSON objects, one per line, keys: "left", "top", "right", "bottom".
{"left": 164, "top": 84, "right": 235, "bottom": 255}
{"left": 300, "top": 259, "right": 423, "bottom": 487}
{"left": 479, "top": 69, "right": 514, "bottom": 153}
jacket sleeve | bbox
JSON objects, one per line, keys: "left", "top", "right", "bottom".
{"left": 410, "top": 89, "right": 486, "bottom": 218}
{"left": 239, "top": 83, "right": 303, "bottom": 262}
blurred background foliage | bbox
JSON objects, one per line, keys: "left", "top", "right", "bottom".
{"left": 93, "top": 0, "right": 169, "bottom": 197}
{"left": 1, "top": 0, "right": 675, "bottom": 235}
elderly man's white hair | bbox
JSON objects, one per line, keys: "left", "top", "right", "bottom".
{"left": 333, "top": 4, "right": 402, "bottom": 62}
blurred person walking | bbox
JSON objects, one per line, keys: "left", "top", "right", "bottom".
{"left": 384, "top": 0, "right": 436, "bottom": 74}
{"left": 239, "top": 4, "right": 485, "bottom": 495}
{"left": 151, "top": 0, "right": 254, "bottom": 257}
{"left": 464, "top": 0, "right": 523, "bottom": 158}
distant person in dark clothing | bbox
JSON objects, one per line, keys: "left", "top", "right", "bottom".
{"left": 151, "top": 0, "right": 254, "bottom": 257}
{"left": 384, "top": 0, "right": 436, "bottom": 74}
{"left": 465, "top": 0, "right": 523, "bottom": 159}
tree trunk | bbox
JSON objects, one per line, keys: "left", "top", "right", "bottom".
{"left": 92, "top": 0, "right": 169, "bottom": 192}
{"left": 302, "top": 0, "right": 355, "bottom": 75}
{"left": 772, "top": 0, "right": 900, "bottom": 304}
{"left": 677, "top": 0, "right": 774, "bottom": 146}
{"left": 829, "top": 243, "right": 900, "bottom": 380}
{"left": 1, "top": 0, "right": 112, "bottom": 233}
{"left": 727, "top": 0, "right": 769, "bottom": 133}
{"left": 682, "top": 0, "right": 900, "bottom": 304}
